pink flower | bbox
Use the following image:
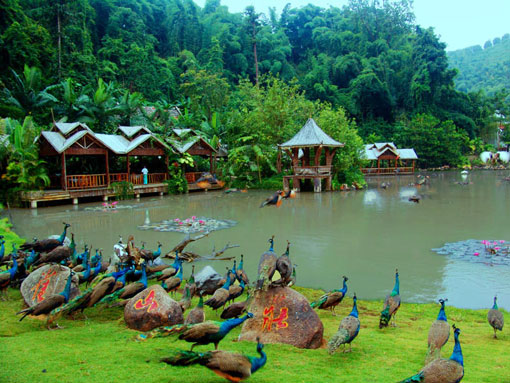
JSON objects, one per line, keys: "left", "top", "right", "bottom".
{"left": 495, "top": 247, "right": 501, "bottom": 250}
{"left": 198, "top": 220, "right": 205, "bottom": 225}
{"left": 178, "top": 222, "right": 183, "bottom": 225}
{"left": 474, "top": 252, "right": 480, "bottom": 256}
{"left": 192, "top": 216, "right": 197, "bottom": 220}
{"left": 174, "top": 218, "right": 180, "bottom": 222}
{"left": 500, "top": 240, "right": 505, "bottom": 243}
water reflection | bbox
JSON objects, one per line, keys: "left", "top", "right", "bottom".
{"left": 4, "top": 170, "right": 510, "bottom": 309}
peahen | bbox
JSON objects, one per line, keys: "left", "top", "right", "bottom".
{"left": 96, "top": 262, "right": 148, "bottom": 306}
{"left": 236, "top": 254, "right": 249, "bottom": 285}
{"left": 205, "top": 270, "right": 232, "bottom": 310}
{"left": 380, "top": 269, "right": 401, "bottom": 328}
{"left": 32, "top": 243, "right": 73, "bottom": 267}
{"left": 140, "top": 242, "right": 162, "bottom": 262}
{"left": 21, "top": 222, "right": 70, "bottom": 253}
{"left": 179, "top": 285, "right": 192, "bottom": 312}
{"left": 0, "top": 248, "right": 18, "bottom": 300}
{"left": 488, "top": 296, "right": 504, "bottom": 339}
{"left": 16, "top": 271, "right": 75, "bottom": 324}
{"left": 185, "top": 295, "right": 205, "bottom": 325}
{"left": 328, "top": 294, "right": 360, "bottom": 354}
{"left": 311, "top": 276, "right": 348, "bottom": 315}
{"left": 271, "top": 240, "right": 292, "bottom": 287}
{"left": 136, "top": 313, "right": 254, "bottom": 350}
{"left": 256, "top": 236, "right": 277, "bottom": 290}
{"left": 185, "top": 265, "right": 197, "bottom": 298}
{"left": 162, "top": 264, "right": 183, "bottom": 294}
{"left": 227, "top": 279, "right": 245, "bottom": 303}
{"left": 161, "top": 338, "right": 266, "bottom": 382}
{"left": 221, "top": 293, "right": 252, "bottom": 320}
{"left": 398, "top": 325, "right": 464, "bottom": 383}
{"left": 426, "top": 298, "right": 450, "bottom": 364}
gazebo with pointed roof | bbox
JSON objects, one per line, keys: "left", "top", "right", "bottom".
{"left": 279, "top": 118, "right": 344, "bottom": 192}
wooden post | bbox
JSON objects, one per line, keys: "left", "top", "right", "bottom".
{"left": 377, "top": 159, "right": 380, "bottom": 174}
{"left": 165, "top": 155, "right": 169, "bottom": 180}
{"left": 314, "top": 145, "right": 323, "bottom": 166}
{"left": 412, "top": 160, "right": 415, "bottom": 173}
{"left": 105, "top": 152, "right": 110, "bottom": 186}
{"left": 209, "top": 154, "right": 213, "bottom": 173}
{"left": 276, "top": 148, "right": 282, "bottom": 173}
{"left": 127, "top": 155, "right": 130, "bottom": 182}
{"left": 304, "top": 148, "right": 310, "bottom": 167}
{"left": 61, "top": 152, "right": 67, "bottom": 190}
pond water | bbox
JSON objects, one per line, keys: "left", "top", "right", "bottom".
{"left": 5, "top": 170, "right": 510, "bottom": 310}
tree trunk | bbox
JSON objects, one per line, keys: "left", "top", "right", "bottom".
{"left": 252, "top": 24, "right": 259, "bottom": 86}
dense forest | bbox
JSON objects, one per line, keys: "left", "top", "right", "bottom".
{"left": 448, "top": 34, "right": 510, "bottom": 95}
{"left": 0, "top": 0, "right": 509, "bottom": 196}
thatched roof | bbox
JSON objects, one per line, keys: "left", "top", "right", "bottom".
{"left": 279, "top": 118, "right": 344, "bottom": 148}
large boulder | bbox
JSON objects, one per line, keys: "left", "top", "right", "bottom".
{"left": 20, "top": 264, "right": 80, "bottom": 307}
{"left": 195, "top": 266, "right": 223, "bottom": 295}
{"left": 239, "top": 286, "right": 324, "bottom": 349}
{"left": 124, "top": 285, "right": 183, "bottom": 331}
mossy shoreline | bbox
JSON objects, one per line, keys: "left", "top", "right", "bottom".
{"left": 1, "top": 285, "right": 507, "bottom": 383}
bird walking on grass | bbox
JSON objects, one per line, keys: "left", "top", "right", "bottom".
{"left": 426, "top": 298, "right": 450, "bottom": 364}
{"left": 136, "top": 313, "right": 254, "bottom": 351}
{"left": 488, "top": 296, "right": 504, "bottom": 339}
{"left": 328, "top": 294, "right": 360, "bottom": 354}
{"left": 398, "top": 325, "right": 464, "bottom": 383}
{"left": 380, "top": 269, "right": 401, "bottom": 328}
{"left": 161, "top": 338, "right": 267, "bottom": 382}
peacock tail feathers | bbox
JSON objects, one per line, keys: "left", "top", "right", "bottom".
{"left": 95, "top": 288, "right": 123, "bottom": 306}
{"left": 398, "top": 372, "right": 424, "bottom": 382}
{"left": 161, "top": 350, "right": 212, "bottom": 366}
{"left": 310, "top": 294, "right": 327, "bottom": 308}
{"left": 136, "top": 323, "right": 191, "bottom": 342}
{"left": 328, "top": 328, "right": 350, "bottom": 355}
{"left": 379, "top": 306, "right": 391, "bottom": 328}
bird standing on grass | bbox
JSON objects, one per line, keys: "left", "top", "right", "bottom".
{"left": 328, "top": 294, "right": 360, "bottom": 354}
{"left": 398, "top": 325, "right": 464, "bottom": 383}
{"left": 488, "top": 296, "right": 504, "bottom": 339}
{"left": 380, "top": 269, "right": 401, "bottom": 328}
{"left": 426, "top": 298, "right": 450, "bottom": 364}
{"left": 311, "top": 276, "right": 348, "bottom": 315}
{"left": 161, "top": 338, "right": 267, "bottom": 382}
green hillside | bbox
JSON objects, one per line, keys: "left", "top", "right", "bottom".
{"left": 448, "top": 34, "right": 510, "bottom": 94}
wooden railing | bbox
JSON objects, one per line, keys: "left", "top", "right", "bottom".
{"left": 66, "top": 174, "right": 107, "bottom": 189}
{"left": 66, "top": 173, "right": 168, "bottom": 189}
{"left": 184, "top": 172, "right": 203, "bottom": 184}
{"left": 361, "top": 167, "right": 414, "bottom": 175}
{"left": 292, "top": 166, "right": 332, "bottom": 176}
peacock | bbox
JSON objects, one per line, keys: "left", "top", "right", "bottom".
{"left": 328, "top": 294, "right": 360, "bottom": 354}
{"left": 271, "top": 240, "right": 292, "bottom": 287}
{"left": 0, "top": 248, "right": 18, "bottom": 300}
{"left": 256, "top": 236, "right": 277, "bottom": 290}
{"left": 185, "top": 295, "right": 205, "bottom": 325}
{"left": 73, "top": 245, "right": 90, "bottom": 272}
{"left": 24, "top": 249, "right": 39, "bottom": 270}
{"left": 136, "top": 313, "right": 254, "bottom": 350}
{"left": 488, "top": 296, "right": 504, "bottom": 339}
{"left": 185, "top": 265, "right": 197, "bottom": 298}
{"left": 236, "top": 254, "right": 249, "bottom": 285}
{"left": 205, "top": 271, "right": 232, "bottom": 311}
{"left": 227, "top": 279, "right": 246, "bottom": 304}
{"left": 21, "top": 222, "right": 70, "bottom": 253}
{"left": 398, "top": 325, "right": 464, "bottom": 383}
{"left": 46, "top": 287, "right": 93, "bottom": 326}
{"left": 140, "top": 242, "right": 162, "bottom": 262}
{"left": 260, "top": 191, "right": 283, "bottom": 208}
{"left": 0, "top": 238, "right": 5, "bottom": 263}
{"left": 77, "top": 254, "right": 91, "bottom": 284}
{"left": 426, "top": 298, "right": 450, "bottom": 364}
{"left": 380, "top": 269, "right": 401, "bottom": 328}
{"left": 162, "top": 264, "right": 183, "bottom": 294}
{"left": 179, "top": 285, "right": 192, "bottom": 312}
{"left": 311, "top": 276, "right": 348, "bottom": 315}
{"left": 85, "top": 267, "right": 130, "bottom": 308}
{"left": 153, "top": 251, "right": 182, "bottom": 280}
{"left": 16, "top": 271, "right": 75, "bottom": 324}
{"left": 161, "top": 338, "right": 266, "bottom": 382}
{"left": 221, "top": 293, "right": 252, "bottom": 320}
{"left": 95, "top": 262, "right": 148, "bottom": 306}
{"left": 32, "top": 242, "right": 73, "bottom": 267}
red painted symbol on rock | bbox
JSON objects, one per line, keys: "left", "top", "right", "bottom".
{"left": 262, "top": 305, "right": 289, "bottom": 331}
{"left": 31, "top": 270, "right": 58, "bottom": 303}
{"left": 134, "top": 290, "right": 159, "bottom": 313}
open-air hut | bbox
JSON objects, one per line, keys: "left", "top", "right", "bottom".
{"left": 279, "top": 118, "right": 345, "bottom": 192}
{"left": 361, "top": 143, "right": 418, "bottom": 175}
{"left": 38, "top": 122, "right": 170, "bottom": 190}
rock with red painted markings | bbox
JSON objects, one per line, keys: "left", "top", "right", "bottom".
{"left": 124, "top": 285, "right": 183, "bottom": 331}
{"left": 20, "top": 264, "right": 79, "bottom": 307}
{"left": 239, "top": 286, "right": 324, "bottom": 349}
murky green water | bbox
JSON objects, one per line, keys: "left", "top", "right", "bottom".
{"left": 5, "top": 170, "right": 510, "bottom": 310}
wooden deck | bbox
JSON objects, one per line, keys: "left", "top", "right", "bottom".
{"left": 361, "top": 167, "right": 414, "bottom": 176}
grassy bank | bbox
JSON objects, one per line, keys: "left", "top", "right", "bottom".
{"left": 0, "top": 285, "right": 507, "bottom": 383}
{"left": 0, "top": 217, "right": 25, "bottom": 254}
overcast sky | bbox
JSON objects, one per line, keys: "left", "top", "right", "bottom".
{"left": 193, "top": 0, "right": 510, "bottom": 51}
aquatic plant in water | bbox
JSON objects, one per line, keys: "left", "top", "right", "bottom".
{"left": 138, "top": 216, "right": 236, "bottom": 234}
{"left": 432, "top": 239, "right": 510, "bottom": 266}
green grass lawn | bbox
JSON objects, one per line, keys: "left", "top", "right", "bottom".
{"left": 1, "top": 285, "right": 507, "bottom": 383}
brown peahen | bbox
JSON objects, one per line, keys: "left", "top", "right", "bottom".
{"left": 256, "top": 236, "right": 277, "bottom": 290}
{"left": 487, "top": 296, "right": 504, "bottom": 339}
{"left": 328, "top": 294, "right": 360, "bottom": 354}
{"left": 271, "top": 240, "right": 293, "bottom": 287}
{"left": 235, "top": 254, "right": 249, "bottom": 285}
{"left": 380, "top": 269, "right": 401, "bottom": 328}
{"left": 398, "top": 325, "right": 464, "bottom": 383}
{"left": 426, "top": 298, "right": 450, "bottom": 364}
{"left": 32, "top": 244, "right": 73, "bottom": 267}
{"left": 221, "top": 293, "right": 252, "bottom": 320}
{"left": 205, "top": 270, "right": 232, "bottom": 311}
{"left": 310, "top": 276, "right": 348, "bottom": 315}
{"left": 179, "top": 285, "right": 192, "bottom": 312}
{"left": 161, "top": 338, "right": 266, "bottom": 382}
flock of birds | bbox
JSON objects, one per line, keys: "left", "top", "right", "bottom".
{"left": 0, "top": 224, "right": 506, "bottom": 382}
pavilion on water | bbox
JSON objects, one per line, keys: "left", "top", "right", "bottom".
{"left": 361, "top": 143, "right": 418, "bottom": 175}
{"left": 279, "top": 118, "right": 344, "bottom": 192}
